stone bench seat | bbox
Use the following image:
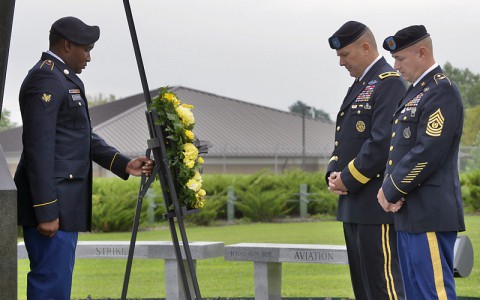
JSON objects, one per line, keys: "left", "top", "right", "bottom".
{"left": 224, "top": 243, "right": 348, "bottom": 300}
{"left": 224, "top": 237, "right": 473, "bottom": 300}
{"left": 18, "top": 241, "right": 224, "bottom": 299}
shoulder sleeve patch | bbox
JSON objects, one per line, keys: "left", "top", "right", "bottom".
{"left": 39, "top": 59, "right": 55, "bottom": 71}
{"left": 379, "top": 71, "right": 400, "bottom": 80}
{"left": 434, "top": 73, "right": 452, "bottom": 85}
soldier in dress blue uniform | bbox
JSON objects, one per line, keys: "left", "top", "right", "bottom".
{"left": 14, "top": 16, "right": 154, "bottom": 300}
{"left": 326, "top": 21, "right": 406, "bottom": 300}
{"left": 378, "top": 25, "right": 465, "bottom": 299}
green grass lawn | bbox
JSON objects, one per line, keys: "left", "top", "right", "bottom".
{"left": 18, "top": 216, "right": 480, "bottom": 299}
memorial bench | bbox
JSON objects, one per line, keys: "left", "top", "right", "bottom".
{"left": 224, "top": 236, "right": 473, "bottom": 300}
{"left": 18, "top": 241, "right": 224, "bottom": 299}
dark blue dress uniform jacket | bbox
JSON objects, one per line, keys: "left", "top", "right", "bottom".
{"left": 382, "top": 66, "right": 465, "bottom": 233}
{"left": 14, "top": 52, "right": 131, "bottom": 232}
{"left": 326, "top": 57, "right": 406, "bottom": 225}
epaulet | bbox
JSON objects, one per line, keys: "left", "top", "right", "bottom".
{"left": 39, "top": 59, "right": 55, "bottom": 71}
{"left": 379, "top": 71, "right": 400, "bottom": 80}
{"left": 433, "top": 73, "right": 452, "bottom": 85}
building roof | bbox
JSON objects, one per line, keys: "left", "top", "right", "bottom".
{"left": 0, "top": 86, "right": 335, "bottom": 158}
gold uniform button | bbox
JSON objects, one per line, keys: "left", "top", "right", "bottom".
{"left": 78, "top": 102, "right": 82, "bottom": 106}
{"left": 340, "top": 112, "right": 345, "bottom": 117}
{"left": 376, "top": 174, "right": 381, "bottom": 178}
{"left": 336, "top": 126, "right": 340, "bottom": 131}
{"left": 335, "top": 141, "right": 339, "bottom": 146}
{"left": 390, "top": 146, "right": 394, "bottom": 151}
{"left": 69, "top": 174, "right": 73, "bottom": 179}
{"left": 392, "top": 132, "right": 396, "bottom": 137}
{"left": 357, "top": 110, "right": 361, "bottom": 114}
{"left": 388, "top": 160, "right": 393, "bottom": 166}
{"left": 403, "top": 116, "right": 407, "bottom": 120}
{"left": 395, "top": 119, "right": 399, "bottom": 124}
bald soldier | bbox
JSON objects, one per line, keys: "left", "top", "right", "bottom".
{"left": 326, "top": 21, "right": 405, "bottom": 299}
{"left": 379, "top": 25, "right": 465, "bottom": 299}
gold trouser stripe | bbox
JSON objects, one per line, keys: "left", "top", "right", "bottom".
{"left": 390, "top": 176, "right": 407, "bottom": 194}
{"left": 382, "top": 224, "right": 398, "bottom": 300}
{"left": 348, "top": 159, "right": 370, "bottom": 184}
{"left": 33, "top": 199, "right": 57, "bottom": 208}
{"left": 110, "top": 152, "right": 119, "bottom": 172}
{"left": 427, "top": 232, "right": 448, "bottom": 300}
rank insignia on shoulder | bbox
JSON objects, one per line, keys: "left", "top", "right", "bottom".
{"left": 379, "top": 72, "right": 400, "bottom": 79}
{"left": 434, "top": 73, "right": 452, "bottom": 85}
{"left": 39, "top": 59, "right": 55, "bottom": 71}
{"left": 41, "top": 93, "right": 52, "bottom": 103}
{"left": 426, "top": 108, "right": 444, "bottom": 137}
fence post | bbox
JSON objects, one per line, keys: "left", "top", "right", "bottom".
{"left": 227, "top": 186, "right": 235, "bottom": 222}
{"left": 300, "top": 184, "right": 308, "bottom": 219}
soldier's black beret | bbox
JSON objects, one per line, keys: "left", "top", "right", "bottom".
{"left": 383, "top": 25, "right": 430, "bottom": 53}
{"left": 328, "top": 21, "right": 367, "bottom": 50}
{"left": 50, "top": 16, "right": 100, "bottom": 45}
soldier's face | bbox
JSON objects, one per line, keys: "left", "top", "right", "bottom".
{"left": 66, "top": 42, "right": 94, "bottom": 74}
{"left": 336, "top": 43, "right": 365, "bottom": 78}
{"left": 392, "top": 47, "right": 420, "bottom": 83}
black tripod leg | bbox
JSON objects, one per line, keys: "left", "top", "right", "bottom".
{"left": 121, "top": 153, "right": 158, "bottom": 300}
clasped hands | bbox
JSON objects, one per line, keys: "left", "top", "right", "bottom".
{"left": 328, "top": 171, "right": 404, "bottom": 213}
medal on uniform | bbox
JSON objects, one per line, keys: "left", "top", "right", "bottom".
{"left": 356, "top": 120, "right": 366, "bottom": 132}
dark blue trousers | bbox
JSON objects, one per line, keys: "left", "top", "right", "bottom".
{"left": 23, "top": 226, "right": 78, "bottom": 300}
{"left": 397, "top": 231, "right": 457, "bottom": 300}
{"left": 343, "top": 223, "right": 405, "bottom": 300}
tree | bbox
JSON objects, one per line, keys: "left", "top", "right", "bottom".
{"left": 443, "top": 62, "right": 480, "bottom": 108}
{"left": 289, "top": 100, "right": 332, "bottom": 122}
{"left": 0, "top": 108, "right": 17, "bottom": 131}
{"left": 87, "top": 93, "right": 116, "bottom": 107}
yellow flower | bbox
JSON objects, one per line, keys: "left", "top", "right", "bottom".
{"left": 193, "top": 170, "right": 202, "bottom": 182}
{"left": 185, "top": 130, "right": 194, "bottom": 141}
{"left": 195, "top": 189, "right": 206, "bottom": 208}
{"left": 186, "top": 178, "right": 201, "bottom": 192}
{"left": 185, "top": 159, "right": 195, "bottom": 169}
{"left": 183, "top": 143, "right": 198, "bottom": 161}
{"left": 176, "top": 105, "right": 195, "bottom": 126}
{"left": 197, "top": 157, "right": 204, "bottom": 164}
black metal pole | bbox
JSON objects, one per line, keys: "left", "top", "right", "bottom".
{"left": 0, "top": 0, "right": 16, "bottom": 114}
{"left": 122, "top": 0, "right": 152, "bottom": 106}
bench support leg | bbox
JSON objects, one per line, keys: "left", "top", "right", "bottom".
{"left": 165, "top": 259, "right": 197, "bottom": 300}
{"left": 253, "top": 262, "right": 282, "bottom": 300}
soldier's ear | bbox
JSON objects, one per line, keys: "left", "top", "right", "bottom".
{"left": 417, "top": 46, "right": 427, "bottom": 60}
{"left": 63, "top": 40, "right": 73, "bottom": 53}
{"left": 361, "top": 42, "right": 370, "bottom": 55}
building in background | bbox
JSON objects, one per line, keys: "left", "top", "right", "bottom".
{"left": 0, "top": 86, "right": 335, "bottom": 176}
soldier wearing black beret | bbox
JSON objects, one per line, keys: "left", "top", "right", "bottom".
{"left": 14, "top": 16, "right": 154, "bottom": 299}
{"left": 378, "top": 25, "right": 465, "bottom": 299}
{"left": 326, "top": 21, "right": 405, "bottom": 300}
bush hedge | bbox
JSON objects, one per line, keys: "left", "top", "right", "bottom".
{"left": 91, "top": 169, "right": 479, "bottom": 232}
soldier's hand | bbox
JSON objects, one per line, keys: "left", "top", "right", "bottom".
{"left": 328, "top": 172, "right": 348, "bottom": 195}
{"left": 126, "top": 156, "right": 154, "bottom": 176}
{"left": 37, "top": 218, "right": 59, "bottom": 238}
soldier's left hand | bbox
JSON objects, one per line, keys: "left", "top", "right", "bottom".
{"left": 126, "top": 156, "right": 154, "bottom": 176}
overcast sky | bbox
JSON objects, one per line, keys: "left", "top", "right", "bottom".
{"left": 3, "top": 0, "right": 479, "bottom": 125}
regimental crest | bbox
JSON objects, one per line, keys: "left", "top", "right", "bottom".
{"left": 426, "top": 108, "right": 444, "bottom": 137}
{"left": 356, "top": 120, "right": 366, "bottom": 132}
{"left": 41, "top": 93, "right": 52, "bottom": 103}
